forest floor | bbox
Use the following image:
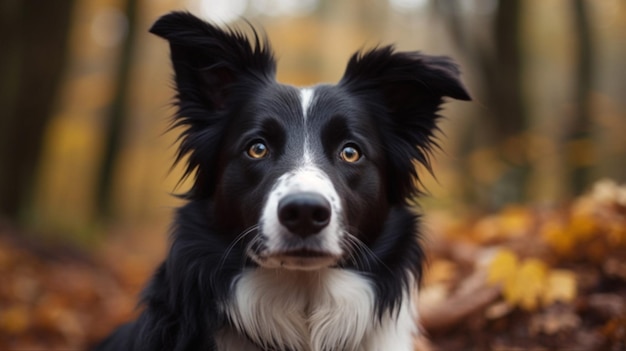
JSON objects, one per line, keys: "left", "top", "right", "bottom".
{"left": 1, "top": 180, "right": 625, "bottom": 350}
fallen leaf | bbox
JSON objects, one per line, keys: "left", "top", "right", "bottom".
{"left": 487, "top": 249, "right": 518, "bottom": 288}
{"left": 541, "top": 219, "right": 573, "bottom": 255}
{"left": 509, "top": 258, "right": 548, "bottom": 311}
{"left": 473, "top": 206, "right": 532, "bottom": 243}
{"left": 498, "top": 206, "right": 533, "bottom": 238}
{"left": 542, "top": 269, "right": 577, "bottom": 306}
{"left": 569, "top": 213, "right": 597, "bottom": 242}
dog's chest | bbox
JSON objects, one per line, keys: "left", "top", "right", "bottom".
{"left": 220, "top": 268, "right": 377, "bottom": 351}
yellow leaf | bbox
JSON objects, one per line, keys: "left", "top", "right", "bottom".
{"left": 487, "top": 249, "right": 518, "bottom": 288}
{"left": 510, "top": 259, "right": 548, "bottom": 311}
{"left": 542, "top": 270, "right": 577, "bottom": 306}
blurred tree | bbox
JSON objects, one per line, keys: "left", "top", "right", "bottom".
{"left": 96, "top": 0, "right": 139, "bottom": 219}
{"left": 0, "top": 0, "right": 75, "bottom": 221}
{"left": 566, "top": 0, "right": 594, "bottom": 196}
{"left": 434, "top": 0, "right": 528, "bottom": 209}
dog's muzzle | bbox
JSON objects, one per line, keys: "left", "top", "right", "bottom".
{"left": 254, "top": 167, "right": 344, "bottom": 270}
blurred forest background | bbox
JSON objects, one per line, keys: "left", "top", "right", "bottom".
{"left": 1, "top": 0, "right": 625, "bottom": 350}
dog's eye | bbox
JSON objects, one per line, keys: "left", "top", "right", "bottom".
{"left": 339, "top": 144, "right": 361, "bottom": 163}
{"left": 247, "top": 142, "right": 269, "bottom": 159}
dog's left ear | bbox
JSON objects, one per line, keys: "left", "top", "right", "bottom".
{"left": 340, "top": 46, "right": 471, "bottom": 202}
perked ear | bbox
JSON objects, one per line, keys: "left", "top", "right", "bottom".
{"left": 150, "top": 12, "right": 276, "bottom": 198}
{"left": 150, "top": 11, "right": 276, "bottom": 110}
{"left": 339, "top": 46, "right": 471, "bottom": 202}
{"left": 340, "top": 46, "right": 470, "bottom": 102}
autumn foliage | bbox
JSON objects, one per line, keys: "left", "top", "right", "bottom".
{"left": 1, "top": 180, "right": 626, "bottom": 350}
{"left": 420, "top": 179, "right": 626, "bottom": 350}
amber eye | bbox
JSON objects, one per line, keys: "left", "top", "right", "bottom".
{"left": 339, "top": 144, "right": 361, "bottom": 163}
{"left": 247, "top": 142, "right": 269, "bottom": 159}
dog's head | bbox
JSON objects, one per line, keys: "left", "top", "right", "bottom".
{"left": 151, "top": 12, "right": 470, "bottom": 271}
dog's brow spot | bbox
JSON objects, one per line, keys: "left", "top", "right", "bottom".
{"left": 300, "top": 88, "right": 315, "bottom": 120}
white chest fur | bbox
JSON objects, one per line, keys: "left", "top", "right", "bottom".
{"left": 220, "top": 268, "right": 417, "bottom": 351}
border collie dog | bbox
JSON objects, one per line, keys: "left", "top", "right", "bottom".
{"left": 95, "top": 11, "right": 470, "bottom": 351}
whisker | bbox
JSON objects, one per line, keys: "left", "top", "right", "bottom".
{"left": 242, "top": 232, "right": 264, "bottom": 269}
{"left": 341, "top": 231, "right": 368, "bottom": 271}
{"left": 342, "top": 230, "right": 393, "bottom": 275}
{"left": 345, "top": 235, "right": 373, "bottom": 271}
{"left": 340, "top": 234, "right": 360, "bottom": 268}
{"left": 343, "top": 233, "right": 369, "bottom": 271}
{"left": 216, "top": 224, "right": 259, "bottom": 272}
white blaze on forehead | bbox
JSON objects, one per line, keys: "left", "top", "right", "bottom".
{"left": 300, "top": 88, "right": 315, "bottom": 120}
{"left": 299, "top": 87, "right": 315, "bottom": 166}
{"left": 278, "top": 167, "right": 336, "bottom": 194}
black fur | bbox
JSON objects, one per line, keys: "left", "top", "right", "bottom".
{"left": 93, "top": 11, "right": 469, "bottom": 351}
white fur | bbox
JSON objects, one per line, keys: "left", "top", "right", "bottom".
{"left": 300, "top": 88, "right": 315, "bottom": 121}
{"left": 220, "top": 268, "right": 417, "bottom": 351}
{"left": 300, "top": 87, "right": 315, "bottom": 166}
{"left": 362, "top": 278, "right": 418, "bottom": 351}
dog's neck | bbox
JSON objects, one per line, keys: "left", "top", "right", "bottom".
{"left": 220, "top": 268, "right": 416, "bottom": 351}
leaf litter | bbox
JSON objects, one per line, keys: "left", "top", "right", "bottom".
{"left": 0, "top": 180, "right": 625, "bottom": 350}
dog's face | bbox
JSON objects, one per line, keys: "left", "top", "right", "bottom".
{"left": 150, "top": 13, "right": 470, "bottom": 271}
{"left": 213, "top": 84, "right": 390, "bottom": 270}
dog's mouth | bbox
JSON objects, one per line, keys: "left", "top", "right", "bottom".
{"left": 252, "top": 249, "right": 341, "bottom": 271}
{"left": 278, "top": 249, "right": 332, "bottom": 258}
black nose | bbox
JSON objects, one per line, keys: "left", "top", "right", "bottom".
{"left": 278, "top": 192, "right": 331, "bottom": 238}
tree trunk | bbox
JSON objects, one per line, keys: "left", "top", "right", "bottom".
{"left": 0, "top": 0, "right": 75, "bottom": 220}
{"left": 568, "top": 0, "right": 594, "bottom": 195}
{"left": 96, "top": 0, "right": 139, "bottom": 219}
{"left": 487, "top": 0, "right": 529, "bottom": 207}
{"left": 435, "top": 0, "right": 528, "bottom": 208}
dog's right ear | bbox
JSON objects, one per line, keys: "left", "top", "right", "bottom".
{"left": 150, "top": 11, "right": 276, "bottom": 110}
{"left": 150, "top": 12, "right": 276, "bottom": 198}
